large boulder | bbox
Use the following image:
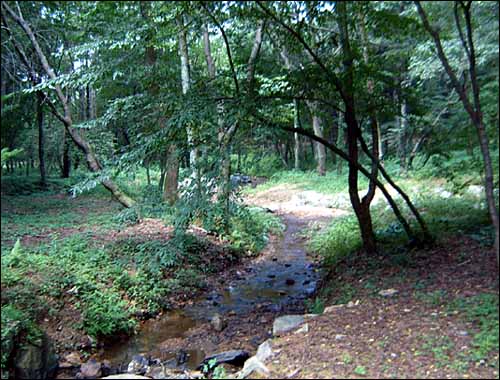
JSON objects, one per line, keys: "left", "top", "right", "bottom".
{"left": 14, "top": 332, "right": 58, "bottom": 380}
{"left": 197, "top": 350, "right": 250, "bottom": 369}
{"left": 272, "top": 315, "right": 305, "bottom": 336}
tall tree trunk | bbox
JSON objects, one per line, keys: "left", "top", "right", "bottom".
{"left": 163, "top": 145, "right": 179, "bottom": 206}
{"left": 306, "top": 101, "right": 326, "bottom": 176}
{"left": 61, "top": 128, "right": 71, "bottom": 178}
{"left": 36, "top": 93, "right": 46, "bottom": 186}
{"left": 398, "top": 99, "right": 409, "bottom": 175}
{"left": 338, "top": 1, "right": 376, "bottom": 254}
{"left": 177, "top": 15, "right": 198, "bottom": 170}
{"left": 293, "top": 98, "right": 301, "bottom": 170}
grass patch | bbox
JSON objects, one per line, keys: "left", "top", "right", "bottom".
{"left": 448, "top": 293, "right": 499, "bottom": 363}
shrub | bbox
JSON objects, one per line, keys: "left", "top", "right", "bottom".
{"left": 310, "top": 215, "right": 362, "bottom": 266}
{"left": 80, "top": 290, "right": 136, "bottom": 338}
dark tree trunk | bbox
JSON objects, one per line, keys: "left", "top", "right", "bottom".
{"left": 61, "top": 128, "right": 70, "bottom": 178}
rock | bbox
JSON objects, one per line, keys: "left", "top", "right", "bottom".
{"left": 324, "top": 304, "right": 344, "bottom": 313}
{"left": 294, "top": 323, "right": 309, "bottom": 334}
{"left": 101, "top": 375, "right": 151, "bottom": 379}
{"left": 14, "top": 332, "right": 58, "bottom": 380}
{"left": 256, "top": 340, "right": 273, "bottom": 363}
{"left": 176, "top": 350, "right": 188, "bottom": 366}
{"left": 335, "top": 334, "right": 346, "bottom": 341}
{"left": 267, "top": 274, "right": 276, "bottom": 279}
{"left": 378, "top": 289, "right": 399, "bottom": 298}
{"left": 285, "top": 279, "right": 295, "bottom": 286}
{"left": 237, "top": 356, "right": 270, "bottom": 379}
{"left": 127, "top": 355, "right": 150, "bottom": 375}
{"left": 272, "top": 315, "right": 305, "bottom": 336}
{"left": 64, "top": 352, "right": 82, "bottom": 366}
{"left": 197, "top": 350, "right": 250, "bottom": 369}
{"left": 302, "top": 280, "right": 311, "bottom": 285}
{"left": 101, "top": 360, "right": 116, "bottom": 377}
{"left": 210, "top": 313, "right": 227, "bottom": 332}
{"left": 80, "top": 359, "right": 101, "bottom": 379}
{"left": 145, "top": 365, "right": 190, "bottom": 379}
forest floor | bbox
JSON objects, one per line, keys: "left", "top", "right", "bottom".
{"left": 240, "top": 183, "right": 499, "bottom": 379}
{"left": 2, "top": 177, "right": 499, "bottom": 379}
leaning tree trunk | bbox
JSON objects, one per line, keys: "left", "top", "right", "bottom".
{"left": 2, "top": 3, "right": 135, "bottom": 208}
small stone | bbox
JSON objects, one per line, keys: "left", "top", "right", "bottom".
{"left": 378, "top": 289, "right": 399, "bottom": 298}
{"left": 457, "top": 330, "right": 469, "bottom": 336}
{"left": 267, "top": 274, "right": 276, "bottom": 279}
{"left": 285, "top": 279, "right": 295, "bottom": 286}
{"left": 198, "top": 350, "right": 250, "bottom": 369}
{"left": 127, "top": 355, "right": 149, "bottom": 375}
{"left": 335, "top": 334, "right": 346, "bottom": 341}
{"left": 210, "top": 313, "right": 227, "bottom": 332}
{"left": 273, "top": 315, "right": 305, "bottom": 336}
{"left": 237, "top": 356, "right": 270, "bottom": 379}
{"left": 390, "top": 353, "right": 398, "bottom": 358}
{"left": 80, "top": 359, "right": 101, "bottom": 379}
{"left": 294, "top": 323, "right": 309, "bottom": 334}
{"left": 324, "top": 305, "right": 345, "bottom": 313}
{"left": 64, "top": 352, "right": 82, "bottom": 366}
{"left": 256, "top": 340, "right": 273, "bottom": 363}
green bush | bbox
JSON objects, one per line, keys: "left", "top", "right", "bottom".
{"left": 228, "top": 206, "right": 284, "bottom": 254}
{"left": 80, "top": 290, "right": 136, "bottom": 337}
{"left": 310, "top": 215, "right": 362, "bottom": 266}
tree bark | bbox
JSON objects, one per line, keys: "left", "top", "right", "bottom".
{"left": 306, "top": 101, "right": 327, "bottom": 176}
{"left": 61, "top": 127, "right": 71, "bottom": 178}
{"left": 338, "top": 1, "right": 377, "bottom": 254}
{"left": 294, "top": 99, "right": 301, "bottom": 170}
{"left": 177, "top": 15, "right": 198, "bottom": 170}
{"left": 36, "top": 93, "right": 46, "bottom": 186}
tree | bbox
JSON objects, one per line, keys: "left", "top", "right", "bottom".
{"left": 415, "top": 0, "right": 499, "bottom": 264}
{"left": 1, "top": 1, "right": 136, "bottom": 208}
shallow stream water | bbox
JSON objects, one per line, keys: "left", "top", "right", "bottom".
{"left": 100, "top": 213, "right": 320, "bottom": 371}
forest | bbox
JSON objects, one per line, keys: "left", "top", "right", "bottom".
{"left": 1, "top": 1, "right": 499, "bottom": 379}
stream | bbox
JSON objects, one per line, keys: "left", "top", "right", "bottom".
{"left": 99, "top": 213, "right": 321, "bottom": 372}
